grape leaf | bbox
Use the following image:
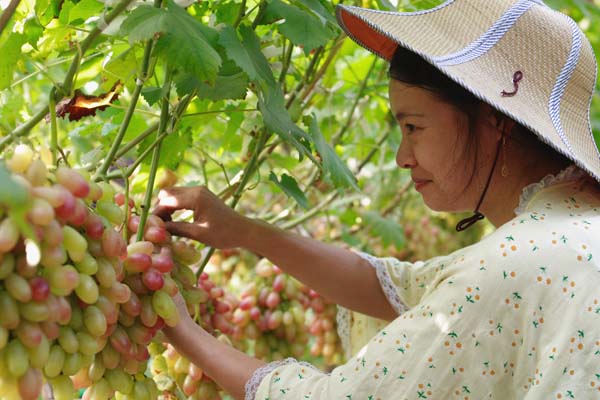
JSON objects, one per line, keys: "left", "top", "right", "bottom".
{"left": 307, "top": 115, "right": 359, "bottom": 190}
{"left": 141, "top": 86, "right": 166, "bottom": 106}
{"left": 269, "top": 172, "right": 310, "bottom": 209}
{"left": 219, "top": 24, "right": 276, "bottom": 87}
{"left": 121, "top": 0, "right": 221, "bottom": 84}
{"left": 24, "top": 18, "right": 44, "bottom": 50}
{"left": 160, "top": 129, "right": 192, "bottom": 170}
{"left": 174, "top": 71, "right": 249, "bottom": 101}
{"left": 362, "top": 211, "right": 405, "bottom": 248}
{"left": 263, "top": 0, "right": 336, "bottom": 54}
{"left": 67, "top": 0, "right": 104, "bottom": 24}
{"left": 295, "top": 0, "right": 338, "bottom": 26}
{"left": 0, "top": 33, "right": 25, "bottom": 90}
{"left": 221, "top": 24, "right": 314, "bottom": 161}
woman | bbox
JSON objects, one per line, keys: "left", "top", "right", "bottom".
{"left": 154, "top": 0, "right": 600, "bottom": 398}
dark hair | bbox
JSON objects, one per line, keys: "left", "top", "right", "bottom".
{"left": 388, "top": 45, "right": 571, "bottom": 186}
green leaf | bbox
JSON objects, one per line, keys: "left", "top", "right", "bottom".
{"left": 219, "top": 24, "right": 276, "bottom": 88}
{"left": 296, "top": 0, "right": 338, "bottom": 26}
{"left": 23, "top": 18, "right": 44, "bottom": 50}
{"left": 258, "top": 88, "right": 313, "bottom": 161}
{"left": 121, "top": 0, "right": 222, "bottom": 84}
{"left": 0, "top": 163, "right": 29, "bottom": 210}
{"left": 220, "top": 24, "right": 314, "bottom": 161}
{"left": 160, "top": 129, "right": 192, "bottom": 170}
{"left": 0, "top": 33, "right": 25, "bottom": 90}
{"left": 141, "top": 86, "right": 165, "bottom": 106}
{"left": 35, "top": 0, "right": 61, "bottom": 26}
{"left": 263, "top": 0, "right": 336, "bottom": 54}
{"left": 67, "top": 0, "right": 104, "bottom": 24}
{"left": 307, "top": 115, "right": 358, "bottom": 190}
{"left": 362, "top": 211, "right": 405, "bottom": 248}
{"left": 175, "top": 71, "right": 249, "bottom": 101}
{"left": 269, "top": 172, "right": 310, "bottom": 209}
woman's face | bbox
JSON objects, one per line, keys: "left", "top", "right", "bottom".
{"left": 389, "top": 79, "right": 498, "bottom": 212}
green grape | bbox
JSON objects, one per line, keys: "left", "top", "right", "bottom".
{"left": 0, "top": 326, "right": 7, "bottom": 350}
{"left": 58, "top": 326, "right": 79, "bottom": 353}
{"left": 62, "top": 225, "right": 88, "bottom": 262}
{"left": 152, "top": 290, "right": 179, "bottom": 326}
{"left": 88, "top": 357, "right": 106, "bottom": 382}
{"left": 0, "top": 290, "right": 20, "bottom": 329}
{"left": 105, "top": 368, "right": 134, "bottom": 394}
{"left": 0, "top": 253, "right": 15, "bottom": 279}
{"left": 19, "top": 301, "right": 49, "bottom": 322}
{"left": 96, "top": 258, "right": 117, "bottom": 288}
{"left": 44, "top": 345, "right": 65, "bottom": 378}
{"left": 5, "top": 273, "right": 32, "bottom": 303}
{"left": 84, "top": 305, "right": 107, "bottom": 337}
{"left": 5, "top": 339, "right": 29, "bottom": 377}
{"left": 62, "top": 351, "right": 82, "bottom": 375}
{"left": 77, "top": 331, "right": 99, "bottom": 356}
{"left": 27, "top": 333, "right": 49, "bottom": 368}
{"left": 76, "top": 273, "right": 100, "bottom": 304}
{"left": 49, "top": 375, "right": 76, "bottom": 400}
{"left": 75, "top": 252, "right": 99, "bottom": 275}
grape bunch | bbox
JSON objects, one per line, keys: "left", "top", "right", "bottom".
{"left": 305, "top": 293, "right": 344, "bottom": 367}
{"left": 147, "top": 271, "right": 236, "bottom": 399}
{"left": 0, "top": 144, "right": 185, "bottom": 399}
{"left": 229, "top": 259, "right": 310, "bottom": 362}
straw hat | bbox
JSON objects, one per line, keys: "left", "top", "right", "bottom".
{"left": 336, "top": 0, "right": 600, "bottom": 183}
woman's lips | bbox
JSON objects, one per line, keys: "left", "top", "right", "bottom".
{"left": 413, "top": 180, "right": 430, "bottom": 191}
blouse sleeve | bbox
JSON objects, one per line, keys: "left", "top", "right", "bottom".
{"left": 337, "top": 251, "right": 447, "bottom": 358}
{"left": 354, "top": 251, "right": 449, "bottom": 314}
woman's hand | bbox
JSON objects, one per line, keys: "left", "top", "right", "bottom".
{"left": 153, "top": 186, "right": 251, "bottom": 249}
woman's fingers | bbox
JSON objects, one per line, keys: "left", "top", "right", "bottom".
{"left": 164, "top": 220, "right": 202, "bottom": 241}
{"left": 157, "top": 187, "right": 201, "bottom": 211}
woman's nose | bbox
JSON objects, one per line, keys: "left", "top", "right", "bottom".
{"left": 396, "top": 139, "right": 416, "bottom": 169}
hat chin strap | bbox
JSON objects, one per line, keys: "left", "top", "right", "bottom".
{"left": 455, "top": 138, "right": 503, "bottom": 232}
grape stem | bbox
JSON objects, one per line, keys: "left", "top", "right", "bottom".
{"left": 48, "top": 87, "right": 58, "bottom": 165}
{"left": 0, "top": 0, "right": 21, "bottom": 37}
{"left": 196, "top": 129, "right": 270, "bottom": 276}
{"left": 136, "top": 68, "right": 172, "bottom": 242}
{"left": 96, "top": 37, "right": 156, "bottom": 179}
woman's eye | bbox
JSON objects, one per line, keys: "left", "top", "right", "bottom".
{"left": 403, "top": 124, "right": 417, "bottom": 134}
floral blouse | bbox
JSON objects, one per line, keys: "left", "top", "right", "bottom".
{"left": 246, "top": 166, "right": 600, "bottom": 400}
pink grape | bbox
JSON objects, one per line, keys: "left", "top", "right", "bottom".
{"left": 122, "top": 291, "right": 142, "bottom": 317}
{"left": 54, "top": 187, "right": 76, "bottom": 220}
{"left": 32, "top": 186, "right": 65, "bottom": 208}
{"left": 124, "top": 252, "right": 152, "bottom": 273}
{"left": 28, "top": 198, "right": 55, "bottom": 226}
{"left": 29, "top": 276, "right": 50, "bottom": 301}
{"left": 67, "top": 199, "right": 89, "bottom": 226}
{"left": 56, "top": 167, "right": 90, "bottom": 198}
{"left": 265, "top": 292, "right": 280, "bottom": 309}
{"left": 144, "top": 226, "right": 167, "bottom": 244}
{"left": 84, "top": 213, "right": 105, "bottom": 240}
{"left": 142, "top": 268, "right": 164, "bottom": 291}
{"left": 152, "top": 252, "right": 174, "bottom": 273}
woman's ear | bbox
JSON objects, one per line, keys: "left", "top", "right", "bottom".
{"left": 480, "top": 104, "right": 516, "bottom": 140}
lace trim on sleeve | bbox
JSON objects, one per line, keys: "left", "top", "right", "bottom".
{"left": 514, "top": 164, "right": 586, "bottom": 215}
{"left": 244, "top": 358, "right": 321, "bottom": 400}
{"left": 356, "top": 251, "right": 408, "bottom": 315}
{"left": 336, "top": 305, "right": 352, "bottom": 359}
